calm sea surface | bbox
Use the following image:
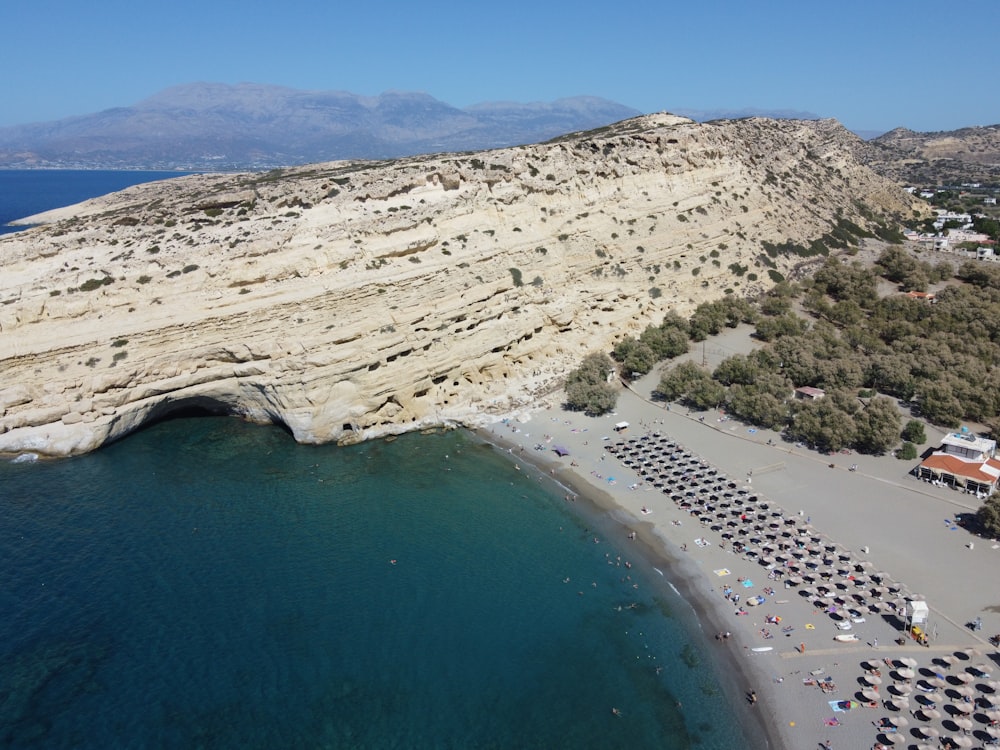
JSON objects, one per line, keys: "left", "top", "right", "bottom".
{"left": 0, "top": 171, "right": 751, "bottom": 749}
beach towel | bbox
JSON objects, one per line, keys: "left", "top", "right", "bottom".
{"left": 713, "top": 569, "right": 731, "bottom": 577}
{"left": 823, "top": 717, "right": 841, "bottom": 726}
{"left": 742, "top": 579, "right": 754, "bottom": 588}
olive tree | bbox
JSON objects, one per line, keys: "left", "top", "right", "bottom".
{"left": 565, "top": 352, "right": 618, "bottom": 415}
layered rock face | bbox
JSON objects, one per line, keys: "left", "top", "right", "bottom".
{"left": 0, "top": 113, "right": 924, "bottom": 457}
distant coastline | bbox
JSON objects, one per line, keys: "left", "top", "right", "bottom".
{"left": 0, "top": 169, "right": 193, "bottom": 236}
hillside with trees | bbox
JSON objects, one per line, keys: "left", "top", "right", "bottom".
{"left": 654, "top": 250, "right": 1000, "bottom": 453}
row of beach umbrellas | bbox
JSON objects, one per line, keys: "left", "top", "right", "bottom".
{"left": 609, "top": 432, "right": 913, "bottom": 628}
{"left": 859, "top": 652, "right": 997, "bottom": 748}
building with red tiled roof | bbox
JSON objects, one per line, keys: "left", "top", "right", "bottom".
{"left": 916, "top": 431, "right": 1000, "bottom": 496}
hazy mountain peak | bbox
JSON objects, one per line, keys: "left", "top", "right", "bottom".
{"left": 0, "top": 83, "right": 642, "bottom": 169}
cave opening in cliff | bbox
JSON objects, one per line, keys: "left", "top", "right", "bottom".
{"left": 135, "top": 396, "right": 294, "bottom": 439}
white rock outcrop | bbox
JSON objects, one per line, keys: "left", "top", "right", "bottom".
{"left": 0, "top": 114, "right": 925, "bottom": 456}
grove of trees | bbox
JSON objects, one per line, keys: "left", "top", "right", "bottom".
{"left": 650, "top": 250, "right": 1000, "bottom": 453}
{"left": 567, "top": 246, "right": 1000, "bottom": 457}
{"left": 563, "top": 352, "right": 618, "bottom": 415}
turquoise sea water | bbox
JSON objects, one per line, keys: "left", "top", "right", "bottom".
{"left": 0, "top": 419, "right": 750, "bottom": 749}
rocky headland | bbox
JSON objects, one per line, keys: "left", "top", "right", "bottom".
{"left": 0, "top": 113, "right": 926, "bottom": 457}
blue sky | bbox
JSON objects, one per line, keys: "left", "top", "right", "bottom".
{"left": 2, "top": 0, "right": 996, "bottom": 133}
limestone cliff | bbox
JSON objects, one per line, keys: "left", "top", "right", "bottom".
{"left": 0, "top": 113, "right": 925, "bottom": 457}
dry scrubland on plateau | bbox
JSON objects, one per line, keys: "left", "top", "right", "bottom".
{"left": 0, "top": 114, "right": 926, "bottom": 457}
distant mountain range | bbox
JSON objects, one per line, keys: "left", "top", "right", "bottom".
{"left": 0, "top": 83, "right": 644, "bottom": 170}
{"left": 11, "top": 83, "right": 994, "bottom": 181}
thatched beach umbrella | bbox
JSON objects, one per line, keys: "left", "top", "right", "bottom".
{"left": 955, "top": 672, "right": 975, "bottom": 684}
{"left": 951, "top": 701, "right": 973, "bottom": 715}
{"left": 916, "top": 725, "right": 939, "bottom": 738}
{"left": 887, "top": 715, "right": 909, "bottom": 728}
{"left": 896, "top": 667, "right": 916, "bottom": 680}
{"left": 900, "top": 657, "right": 918, "bottom": 668}
{"left": 861, "top": 687, "right": 880, "bottom": 701}
{"left": 954, "top": 716, "right": 973, "bottom": 732}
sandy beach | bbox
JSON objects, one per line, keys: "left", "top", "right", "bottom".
{"left": 479, "top": 362, "right": 999, "bottom": 750}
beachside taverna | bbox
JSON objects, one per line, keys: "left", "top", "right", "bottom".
{"left": 916, "top": 431, "right": 1000, "bottom": 497}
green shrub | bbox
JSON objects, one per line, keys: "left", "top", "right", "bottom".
{"left": 80, "top": 277, "right": 113, "bottom": 292}
{"left": 509, "top": 268, "right": 524, "bottom": 287}
{"left": 897, "top": 441, "right": 918, "bottom": 460}
{"left": 901, "top": 420, "right": 926, "bottom": 445}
